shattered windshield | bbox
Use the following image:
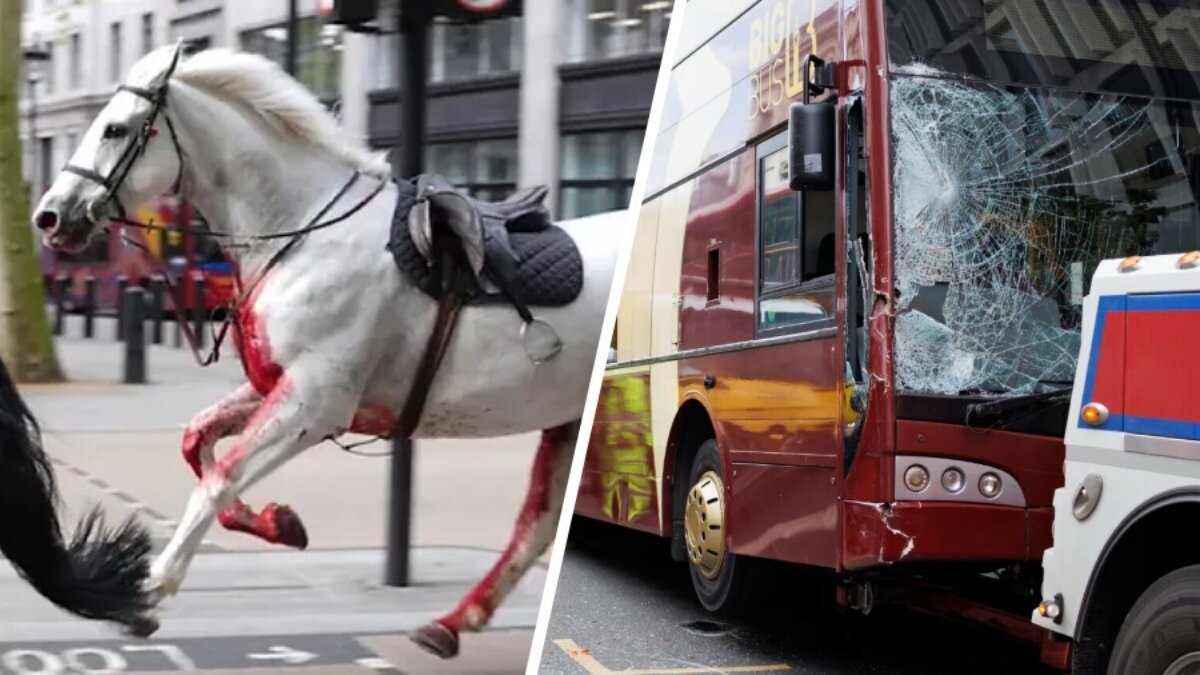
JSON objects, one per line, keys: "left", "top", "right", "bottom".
{"left": 886, "top": 0, "right": 1200, "bottom": 396}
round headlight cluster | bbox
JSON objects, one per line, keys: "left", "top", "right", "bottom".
{"left": 979, "top": 472, "right": 1003, "bottom": 499}
{"left": 941, "top": 467, "right": 965, "bottom": 493}
{"left": 903, "top": 465, "right": 929, "bottom": 492}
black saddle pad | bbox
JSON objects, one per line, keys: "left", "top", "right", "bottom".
{"left": 388, "top": 182, "right": 584, "bottom": 308}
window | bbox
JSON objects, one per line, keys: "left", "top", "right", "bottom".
{"left": 68, "top": 33, "right": 80, "bottom": 90}
{"left": 141, "top": 13, "right": 153, "bottom": 56}
{"left": 110, "top": 22, "right": 123, "bottom": 82}
{"left": 241, "top": 18, "right": 343, "bottom": 104}
{"left": 427, "top": 139, "right": 518, "bottom": 201}
{"left": 559, "top": 130, "right": 642, "bottom": 218}
{"left": 430, "top": 17, "right": 521, "bottom": 83}
{"left": 756, "top": 135, "right": 836, "bottom": 333}
{"left": 564, "top": 0, "right": 671, "bottom": 63}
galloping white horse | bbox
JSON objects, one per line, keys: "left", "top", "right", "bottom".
{"left": 34, "top": 45, "right": 621, "bottom": 656}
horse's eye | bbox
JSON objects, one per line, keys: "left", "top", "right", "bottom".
{"left": 103, "top": 123, "right": 128, "bottom": 139}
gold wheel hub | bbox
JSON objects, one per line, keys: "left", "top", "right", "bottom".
{"left": 684, "top": 470, "right": 726, "bottom": 579}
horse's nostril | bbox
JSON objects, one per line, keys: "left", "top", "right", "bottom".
{"left": 35, "top": 210, "right": 59, "bottom": 232}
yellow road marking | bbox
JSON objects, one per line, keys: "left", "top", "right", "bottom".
{"left": 554, "top": 639, "right": 612, "bottom": 674}
{"left": 553, "top": 638, "right": 792, "bottom": 674}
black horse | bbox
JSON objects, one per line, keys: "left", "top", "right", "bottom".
{"left": 0, "top": 357, "right": 154, "bottom": 633}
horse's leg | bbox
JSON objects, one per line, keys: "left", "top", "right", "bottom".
{"left": 412, "top": 421, "right": 578, "bottom": 658}
{"left": 181, "top": 385, "right": 309, "bottom": 547}
{"left": 181, "top": 384, "right": 260, "bottom": 477}
{"left": 149, "top": 374, "right": 354, "bottom": 599}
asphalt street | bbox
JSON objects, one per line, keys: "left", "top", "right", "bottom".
{"left": 537, "top": 518, "right": 1059, "bottom": 674}
{"left": 4, "top": 322, "right": 547, "bottom": 673}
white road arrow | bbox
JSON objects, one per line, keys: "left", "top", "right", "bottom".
{"left": 246, "top": 645, "right": 317, "bottom": 665}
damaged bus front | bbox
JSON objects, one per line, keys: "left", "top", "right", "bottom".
{"left": 867, "top": 0, "right": 1200, "bottom": 669}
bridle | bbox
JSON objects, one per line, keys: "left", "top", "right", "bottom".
{"left": 63, "top": 81, "right": 184, "bottom": 224}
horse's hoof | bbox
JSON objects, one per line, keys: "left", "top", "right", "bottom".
{"left": 411, "top": 621, "right": 459, "bottom": 659}
{"left": 123, "top": 614, "right": 160, "bottom": 638}
{"left": 265, "top": 503, "right": 308, "bottom": 550}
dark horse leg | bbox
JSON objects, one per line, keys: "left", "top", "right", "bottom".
{"left": 412, "top": 421, "right": 578, "bottom": 658}
{"left": 0, "top": 357, "right": 154, "bottom": 634}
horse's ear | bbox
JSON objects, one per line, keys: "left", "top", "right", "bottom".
{"left": 149, "top": 41, "right": 184, "bottom": 88}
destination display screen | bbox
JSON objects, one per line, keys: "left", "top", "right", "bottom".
{"left": 886, "top": 0, "right": 1200, "bottom": 101}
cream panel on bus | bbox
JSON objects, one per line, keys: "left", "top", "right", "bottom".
{"left": 648, "top": 187, "right": 692, "bottom": 530}
{"left": 617, "top": 200, "right": 662, "bottom": 364}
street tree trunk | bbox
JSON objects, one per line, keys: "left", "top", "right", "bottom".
{"left": 0, "top": 0, "right": 63, "bottom": 382}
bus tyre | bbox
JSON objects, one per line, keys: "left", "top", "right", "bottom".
{"left": 1109, "top": 565, "right": 1200, "bottom": 675}
{"left": 685, "top": 439, "right": 755, "bottom": 613}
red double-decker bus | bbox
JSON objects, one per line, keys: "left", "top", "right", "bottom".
{"left": 579, "top": 0, "right": 1200, "bottom": 670}
{"left": 41, "top": 195, "right": 236, "bottom": 313}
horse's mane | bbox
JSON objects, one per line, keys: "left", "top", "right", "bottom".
{"left": 172, "top": 49, "right": 390, "bottom": 177}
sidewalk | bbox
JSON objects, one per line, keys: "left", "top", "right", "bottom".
{"left": 3, "top": 329, "right": 548, "bottom": 672}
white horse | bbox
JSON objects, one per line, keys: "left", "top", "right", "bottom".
{"left": 34, "top": 44, "right": 621, "bottom": 656}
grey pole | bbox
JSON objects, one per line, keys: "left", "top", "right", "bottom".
{"left": 53, "top": 275, "right": 68, "bottom": 336}
{"left": 116, "top": 276, "right": 129, "bottom": 340}
{"left": 122, "top": 287, "right": 147, "bottom": 384}
{"left": 83, "top": 276, "right": 96, "bottom": 338}
{"left": 385, "top": 0, "right": 431, "bottom": 589}
{"left": 286, "top": 0, "right": 299, "bottom": 76}
{"left": 149, "top": 276, "right": 165, "bottom": 345}
{"left": 191, "top": 275, "right": 206, "bottom": 349}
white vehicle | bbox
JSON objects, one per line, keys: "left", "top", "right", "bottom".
{"left": 1038, "top": 253, "right": 1200, "bottom": 674}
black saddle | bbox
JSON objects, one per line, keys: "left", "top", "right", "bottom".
{"left": 387, "top": 174, "right": 584, "bottom": 310}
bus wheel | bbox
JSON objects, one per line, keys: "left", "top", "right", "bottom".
{"left": 685, "top": 439, "right": 752, "bottom": 613}
{"left": 1109, "top": 565, "right": 1200, "bottom": 675}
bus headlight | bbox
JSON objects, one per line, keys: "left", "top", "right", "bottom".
{"left": 903, "top": 465, "right": 930, "bottom": 493}
{"left": 979, "top": 472, "right": 1002, "bottom": 499}
{"left": 941, "top": 467, "right": 966, "bottom": 493}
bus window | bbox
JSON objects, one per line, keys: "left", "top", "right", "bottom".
{"left": 757, "top": 134, "right": 836, "bottom": 333}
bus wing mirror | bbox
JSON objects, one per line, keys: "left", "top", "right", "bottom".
{"left": 789, "top": 102, "right": 836, "bottom": 192}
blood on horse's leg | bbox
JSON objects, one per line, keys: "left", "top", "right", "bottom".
{"left": 179, "top": 385, "right": 303, "bottom": 546}
{"left": 216, "top": 500, "right": 308, "bottom": 548}
{"left": 181, "top": 384, "right": 261, "bottom": 478}
{"left": 412, "top": 421, "right": 578, "bottom": 659}
{"left": 151, "top": 375, "right": 346, "bottom": 599}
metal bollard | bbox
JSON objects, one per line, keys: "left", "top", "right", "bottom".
{"left": 149, "top": 276, "right": 165, "bottom": 345}
{"left": 116, "top": 275, "right": 129, "bottom": 340}
{"left": 191, "top": 275, "right": 206, "bottom": 349}
{"left": 122, "top": 286, "right": 147, "bottom": 384}
{"left": 83, "top": 276, "right": 96, "bottom": 338}
{"left": 53, "top": 275, "right": 69, "bottom": 336}
{"left": 384, "top": 438, "right": 414, "bottom": 586}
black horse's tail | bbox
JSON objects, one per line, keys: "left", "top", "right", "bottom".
{"left": 0, "top": 359, "right": 153, "bottom": 627}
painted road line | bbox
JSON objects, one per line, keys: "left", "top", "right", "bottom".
{"left": 553, "top": 638, "right": 792, "bottom": 674}
{"left": 0, "top": 634, "right": 377, "bottom": 672}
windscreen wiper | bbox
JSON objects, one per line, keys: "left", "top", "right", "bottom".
{"left": 964, "top": 385, "right": 1072, "bottom": 430}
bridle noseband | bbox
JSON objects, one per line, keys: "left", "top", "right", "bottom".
{"left": 63, "top": 82, "right": 184, "bottom": 223}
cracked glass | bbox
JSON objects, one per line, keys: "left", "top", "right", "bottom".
{"left": 886, "top": 0, "right": 1200, "bottom": 395}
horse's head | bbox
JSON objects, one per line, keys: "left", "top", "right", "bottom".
{"left": 33, "top": 43, "right": 184, "bottom": 252}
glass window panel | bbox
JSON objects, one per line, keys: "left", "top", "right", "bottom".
{"left": 561, "top": 186, "right": 618, "bottom": 219}
{"left": 475, "top": 140, "right": 517, "bottom": 182}
{"left": 429, "top": 143, "right": 472, "bottom": 184}
{"left": 561, "top": 133, "right": 617, "bottom": 180}
{"left": 760, "top": 148, "right": 800, "bottom": 290}
{"left": 622, "top": 130, "right": 644, "bottom": 178}
{"left": 759, "top": 284, "right": 835, "bottom": 330}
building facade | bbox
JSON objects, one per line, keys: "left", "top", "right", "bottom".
{"left": 21, "top": 0, "right": 668, "bottom": 219}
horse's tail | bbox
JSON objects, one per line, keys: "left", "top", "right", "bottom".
{"left": 0, "top": 359, "right": 153, "bottom": 627}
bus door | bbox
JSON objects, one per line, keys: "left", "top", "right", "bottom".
{"left": 721, "top": 130, "right": 842, "bottom": 568}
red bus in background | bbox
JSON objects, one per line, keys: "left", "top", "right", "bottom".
{"left": 41, "top": 195, "right": 236, "bottom": 314}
